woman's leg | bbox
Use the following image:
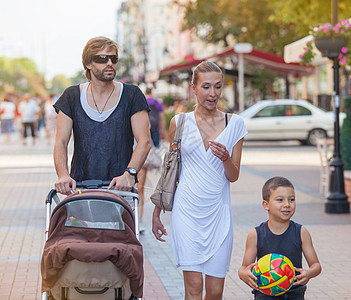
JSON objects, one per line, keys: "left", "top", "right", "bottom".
{"left": 204, "top": 275, "right": 225, "bottom": 300}
{"left": 183, "top": 271, "right": 203, "bottom": 300}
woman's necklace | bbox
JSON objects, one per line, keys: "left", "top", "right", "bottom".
{"left": 91, "top": 83, "right": 115, "bottom": 120}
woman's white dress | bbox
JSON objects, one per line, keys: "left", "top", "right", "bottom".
{"left": 171, "top": 111, "right": 247, "bottom": 277}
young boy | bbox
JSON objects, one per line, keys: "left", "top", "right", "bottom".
{"left": 238, "top": 176, "right": 321, "bottom": 299}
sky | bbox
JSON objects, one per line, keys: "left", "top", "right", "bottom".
{"left": 0, "top": 0, "right": 122, "bottom": 80}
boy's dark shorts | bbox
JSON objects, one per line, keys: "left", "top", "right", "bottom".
{"left": 253, "top": 285, "right": 307, "bottom": 300}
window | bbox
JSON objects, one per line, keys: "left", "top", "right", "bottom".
{"left": 290, "top": 105, "right": 311, "bottom": 116}
{"left": 254, "top": 105, "right": 285, "bottom": 118}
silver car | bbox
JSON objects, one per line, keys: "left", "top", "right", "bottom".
{"left": 239, "top": 99, "right": 346, "bottom": 146}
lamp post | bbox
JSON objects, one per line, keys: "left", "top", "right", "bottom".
{"left": 325, "top": 57, "right": 350, "bottom": 213}
{"left": 234, "top": 43, "right": 252, "bottom": 112}
{"left": 314, "top": 34, "right": 349, "bottom": 213}
{"left": 316, "top": 0, "right": 350, "bottom": 213}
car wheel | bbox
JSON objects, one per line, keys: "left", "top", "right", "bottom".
{"left": 307, "top": 129, "right": 327, "bottom": 146}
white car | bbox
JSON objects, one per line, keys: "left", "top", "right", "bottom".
{"left": 239, "top": 99, "right": 346, "bottom": 145}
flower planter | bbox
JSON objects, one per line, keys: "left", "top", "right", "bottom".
{"left": 314, "top": 36, "right": 347, "bottom": 58}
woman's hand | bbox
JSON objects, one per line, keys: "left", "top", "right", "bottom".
{"left": 209, "top": 140, "right": 229, "bottom": 161}
{"left": 152, "top": 206, "right": 168, "bottom": 242}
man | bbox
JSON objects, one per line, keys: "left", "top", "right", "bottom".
{"left": 145, "top": 87, "right": 165, "bottom": 147}
{"left": 53, "top": 36, "right": 151, "bottom": 194}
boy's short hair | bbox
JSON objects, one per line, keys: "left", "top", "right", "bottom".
{"left": 262, "top": 176, "right": 294, "bottom": 201}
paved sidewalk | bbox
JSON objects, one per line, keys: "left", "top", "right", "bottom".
{"left": 0, "top": 137, "right": 350, "bottom": 299}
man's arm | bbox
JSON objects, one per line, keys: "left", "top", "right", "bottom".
{"left": 53, "top": 111, "right": 76, "bottom": 194}
{"left": 109, "top": 110, "right": 151, "bottom": 190}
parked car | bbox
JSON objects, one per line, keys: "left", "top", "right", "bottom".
{"left": 239, "top": 99, "right": 346, "bottom": 146}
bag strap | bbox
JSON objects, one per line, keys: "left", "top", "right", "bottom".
{"left": 173, "top": 112, "right": 185, "bottom": 143}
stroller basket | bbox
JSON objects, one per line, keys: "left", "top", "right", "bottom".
{"left": 41, "top": 181, "right": 143, "bottom": 300}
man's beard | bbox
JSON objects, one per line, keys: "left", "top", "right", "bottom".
{"left": 91, "top": 66, "right": 116, "bottom": 82}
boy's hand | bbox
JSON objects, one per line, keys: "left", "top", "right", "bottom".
{"left": 239, "top": 263, "right": 259, "bottom": 290}
{"left": 294, "top": 267, "right": 311, "bottom": 286}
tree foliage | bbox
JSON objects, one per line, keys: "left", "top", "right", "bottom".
{"left": 182, "top": 0, "right": 241, "bottom": 46}
{"left": 182, "top": 0, "right": 351, "bottom": 55}
{"left": 50, "top": 75, "right": 73, "bottom": 95}
{"left": 0, "top": 57, "right": 46, "bottom": 95}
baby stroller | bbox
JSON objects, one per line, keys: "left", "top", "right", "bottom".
{"left": 41, "top": 180, "right": 143, "bottom": 300}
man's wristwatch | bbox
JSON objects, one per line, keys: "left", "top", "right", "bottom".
{"left": 125, "top": 167, "right": 138, "bottom": 183}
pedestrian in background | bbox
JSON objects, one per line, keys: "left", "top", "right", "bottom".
{"left": 145, "top": 87, "right": 165, "bottom": 147}
{"left": 18, "top": 93, "right": 40, "bottom": 146}
{"left": 137, "top": 87, "right": 165, "bottom": 233}
{"left": 238, "top": 176, "right": 321, "bottom": 300}
{"left": 0, "top": 96, "right": 16, "bottom": 142}
{"left": 44, "top": 94, "right": 57, "bottom": 145}
{"left": 53, "top": 36, "right": 151, "bottom": 195}
{"left": 152, "top": 61, "right": 247, "bottom": 300}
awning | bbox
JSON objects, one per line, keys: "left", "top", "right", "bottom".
{"left": 207, "top": 47, "right": 310, "bottom": 75}
{"left": 159, "top": 58, "right": 204, "bottom": 77}
{"left": 159, "top": 47, "right": 310, "bottom": 78}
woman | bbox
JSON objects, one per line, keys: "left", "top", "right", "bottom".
{"left": 152, "top": 61, "right": 247, "bottom": 299}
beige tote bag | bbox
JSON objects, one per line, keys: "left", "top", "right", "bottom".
{"left": 150, "top": 113, "right": 185, "bottom": 211}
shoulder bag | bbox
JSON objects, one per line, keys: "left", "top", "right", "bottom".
{"left": 150, "top": 113, "right": 185, "bottom": 212}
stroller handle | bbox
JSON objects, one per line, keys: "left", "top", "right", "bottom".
{"left": 46, "top": 180, "right": 138, "bottom": 205}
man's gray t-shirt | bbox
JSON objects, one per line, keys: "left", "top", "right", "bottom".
{"left": 54, "top": 83, "right": 150, "bottom": 182}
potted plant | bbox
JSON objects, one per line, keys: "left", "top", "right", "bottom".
{"left": 299, "top": 19, "right": 351, "bottom": 69}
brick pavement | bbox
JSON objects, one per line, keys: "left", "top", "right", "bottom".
{"left": 0, "top": 136, "right": 350, "bottom": 299}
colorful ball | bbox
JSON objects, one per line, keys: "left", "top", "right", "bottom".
{"left": 252, "top": 253, "right": 295, "bottom": 296}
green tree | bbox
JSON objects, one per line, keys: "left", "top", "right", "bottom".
{"left": 0, "top": 57, "right": 46, "bottom": 95}
{"left": 268, "top": 0, "right": 351, "bottom": 34}
{"left": 71, "top": 70, "right": 86, "bottom": 86}
{"left": 50, "top": 75, "right": 73, "bottom": 95}
{"left": 181, "top": 0, "right": 241, "bottom": 46}
{"left": 181, "top": 0, "right": 351, "bottom": 55}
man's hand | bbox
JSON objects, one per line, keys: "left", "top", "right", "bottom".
{"left": 55, "top": 175, "right": 76, "bottom": 195}
{"left": 108, "top": 172, "right": 135, "bottom": 191}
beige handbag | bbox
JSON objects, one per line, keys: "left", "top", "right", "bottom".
{"left": 150, "top": 113, "right": 185, "bottom": 211}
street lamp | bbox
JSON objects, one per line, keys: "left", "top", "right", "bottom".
{"left": 324, "top": 56, "right": 350, "bottom": 213}
{"left": 314, "top": 36, "right": 350, "bottom": 213}
{"left": 315, "top": 0, "right": 350, "bottom": 213}
{"left": 234, "top": 43, "right": 252, "bottom": 112}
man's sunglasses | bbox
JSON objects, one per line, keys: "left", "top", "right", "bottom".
{"left": 91, "top": 55, "right": 118, "bottom": 64}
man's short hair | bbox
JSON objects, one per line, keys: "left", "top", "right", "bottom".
{"left": 82, "top": 36, "right": 119, "bottom": 81}
{"left": 262, "top": 176, "right": 294, "bottom": 201}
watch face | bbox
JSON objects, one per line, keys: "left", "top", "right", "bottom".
{"left": 128, "top": 167, "right": 137, "bottom": 175}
